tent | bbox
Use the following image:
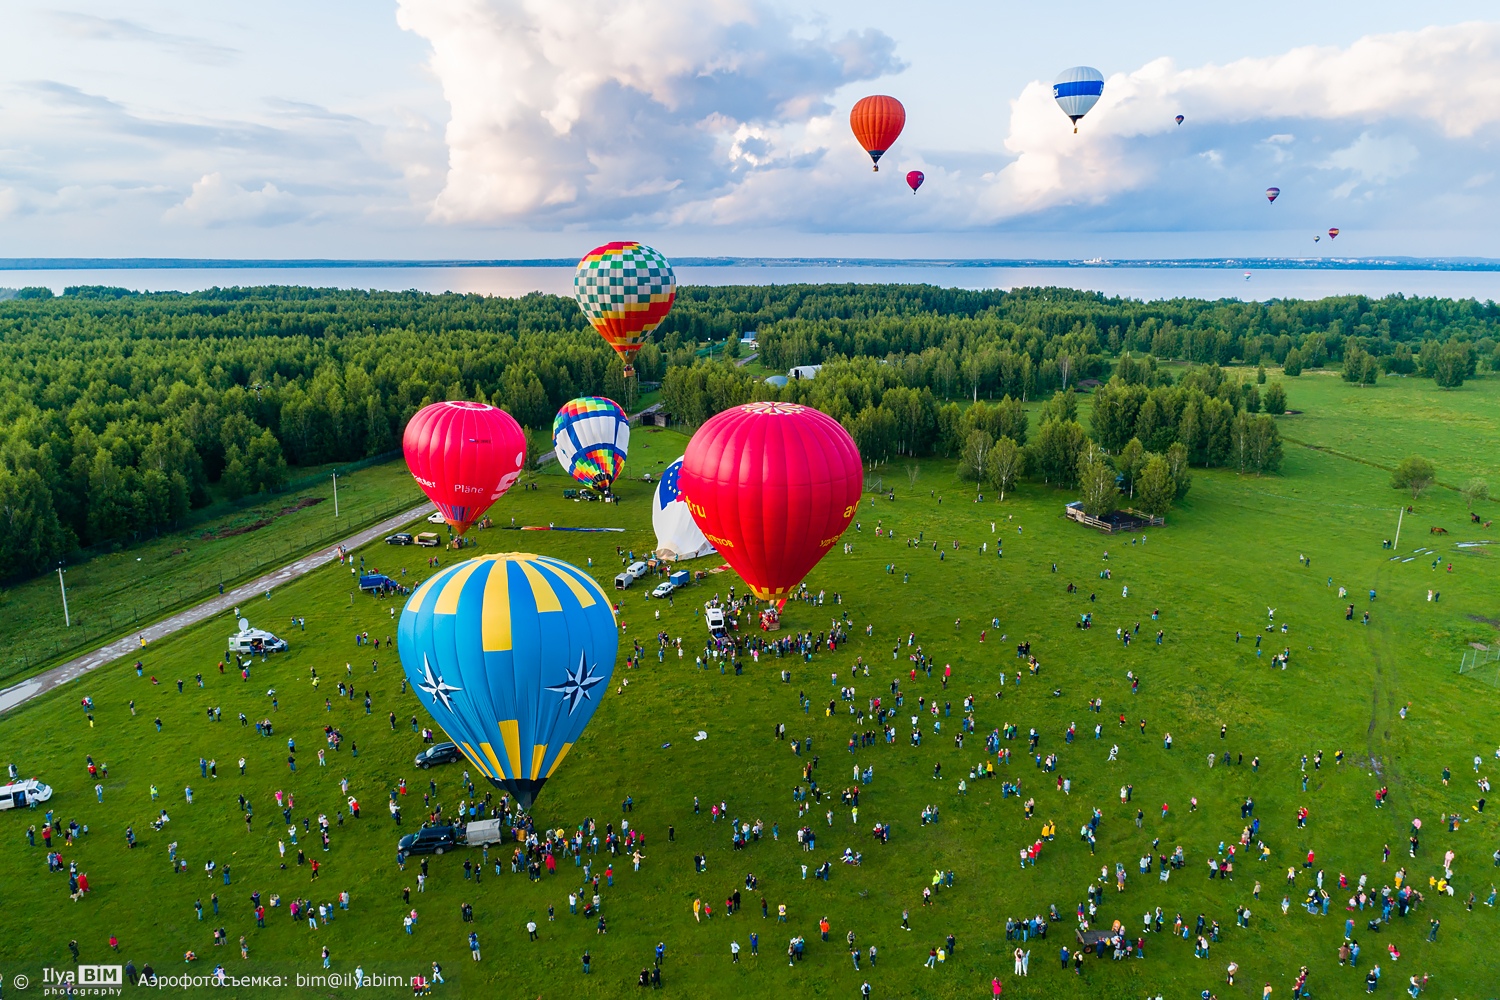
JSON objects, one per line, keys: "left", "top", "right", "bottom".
{"left": 652, "top": 456, "right": 715, "bottom": 561}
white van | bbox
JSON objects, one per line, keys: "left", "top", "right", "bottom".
{"left": 0, "top": 778, "right": 53, "bottom": 811}
{"left": 626, "top": 561, "right": 649, "bottom": 580}
{"left": 705, "top": 605, "right": 727, "bottom": 638}
{"left": 228, "top": 626, "right": 288, "bottom": 655}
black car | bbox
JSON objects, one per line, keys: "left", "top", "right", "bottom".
{"left": 385, "top": 532, "right": 415, "bottom": 545}
{"left": 414, "top": 742, "right": 462, "bottom": 769}
{"left": 397, "top": 825, "right": 458, "bottom": 856}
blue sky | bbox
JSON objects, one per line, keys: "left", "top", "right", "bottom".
{"left": 4, "top": 1, "right": 1500, "bottom": 259}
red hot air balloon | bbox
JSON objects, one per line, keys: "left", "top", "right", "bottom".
{"left": 403, "top": 401, "right": 526, "bottom": 534}
{"left": 850, "top": 96, "right": 906, "bottom": 172}
{"left": 906, "top": 170, "right": 925, "bottom": 194}
{"left": 1327, "top": 227, "right": 1340, "bottom": 239}
{"left": 1265, "top": 187, "right": 1280, "bottom": 203}
{"left": 678, "top": 402, "right": 862, "bottom": 601}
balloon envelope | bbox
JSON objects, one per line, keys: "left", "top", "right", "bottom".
{"left": 1265, "top": 187, "right": 1280, "bottom": 203}
{"left": 678, "top": 401, "right": 862, "bottom": 601}
{"left": 1174, "top": 115, "right": 1184, "bottom": 125}
{"left": 403, "top": 401, "right": 526, "bottom": 534}
{"left": 1328, "top": 228, "right": 1340, "bottom": 239}
{"left": 906, "top": 170, "right": 925, "bottom": 193}
{"left": 653, "top": 456, "right": 715, "bottom": 561}
{"left": 398, "top": 553, "right": 618, "bottom": 808}
{"left": 553, "top": 397, "right": 629, "bottom": 491}
{"left": 1053, "top": 66, "right": 1104, "bottom": 130}
{"left": 573, "top": 242, "right": 676, "bottom": 377}
{"left": 850, "top": 96, "right": 906, "bottom": 171}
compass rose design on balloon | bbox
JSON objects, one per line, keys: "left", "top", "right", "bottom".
{"left": 417, "top": 655, "right": 462, "bottom": 712}
{"left": 547, "top": 651, "right": 605, "bottom": 715}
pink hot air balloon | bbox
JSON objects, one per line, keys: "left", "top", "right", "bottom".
{"left": 1328, "top": 228, "right": 1340, "bottom": 240}
{"left": 1265, "top": 187, "right": 1280, "bottom": 204}
{"left": 402, "top": 401, "right": 526, "bottom": 534}
{"left": 906, "top": 170, "right": 924, "bottom": 194}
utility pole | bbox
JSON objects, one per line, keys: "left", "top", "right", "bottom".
{"left": 333, "top": 472, "right": 339, "bottom": 518}
{"left": 57, "top": 563, "right": 70, "bottom": 627}
{"left": 1393, "top": 506, "right": 1405, "bottom": 552}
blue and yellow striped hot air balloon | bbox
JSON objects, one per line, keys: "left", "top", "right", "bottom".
{"left": 397, "top": 553, "right": 618, "bottom": 808}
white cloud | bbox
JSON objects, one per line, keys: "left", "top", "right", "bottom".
{"left": 1321, "top": 132, "right": 1418, "bottom": 183}
{"left": 164, "top": 173, "right": 304, "bottom": 227}
{"left": 395, "top": 0, "right": 901, "bottom": 222}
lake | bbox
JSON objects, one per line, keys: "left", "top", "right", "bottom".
{"left": 7, "top": 264, "right": 1500, "bottom": 302}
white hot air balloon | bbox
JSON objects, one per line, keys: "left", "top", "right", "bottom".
{"left": 1053, "top": 66, "right": 1105, "bottom": 133}
{"left": 652, "top": 456, "right": 716, "bottom": 561}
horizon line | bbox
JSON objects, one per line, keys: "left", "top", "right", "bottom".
{"left": 6, "top": 255, "right": 1500, "bottom": 272}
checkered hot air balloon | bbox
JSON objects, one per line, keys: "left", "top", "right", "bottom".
{"left": 398, "top": 554, "right": 618, "bottom": 809}
{"left": 573, "top": 242, "right": 676, "bottom": 378}
{"left": 552, "top": 397, "right": 630, "bottom": 492}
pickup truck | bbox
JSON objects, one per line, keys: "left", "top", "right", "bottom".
{"left": 397, "top": 818, "right": 507, "bottom": 856}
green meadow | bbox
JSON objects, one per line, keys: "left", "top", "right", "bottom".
{"left": 0, "top": 384, "right": 1497, "bottom": 1000}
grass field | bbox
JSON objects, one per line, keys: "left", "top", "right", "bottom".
{"left": 0, "top": 459, "right": 424, "bottom": 686}
{"left": 0, "top": 384, "right": 1497, "bottom": 1000}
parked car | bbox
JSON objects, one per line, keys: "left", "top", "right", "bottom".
{"left": 397, "top": 825, "right": 458, "bottom": 856}
{"left": 0, "top": 778, "right": 53, "bottom": 811}
{"left": 385, "top": 532, "right": 414, "bottom": 545}
{"left": 228, "top": 627, "right": 288, "bottom": 655}
{"left": 413, "top": 742, "right": 462, "bottom": 769}
{"left": 705, "top": 605, "right": 727, "bottom": 639}
{"left": 415, "top": 532, "right": 441, "bottom": 547}
{"left": 651, "top": 581, "right": 675, "bottom": 599}
{"left": 626, "top": 561, "right": 649, "bottom": 580}
{"left": 426, "top": 511, "right": 447, "bottom": 524}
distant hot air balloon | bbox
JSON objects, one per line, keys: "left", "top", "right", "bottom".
{"left": 552, "top": 397, "right": 629, "bottom": 493}
{"left": 1314, "top": 236, "right": 1321, "bottom": 243}
{"left": 678, "top": 401, "right": 862, "bottom": 601}
{"left": 906, "top": 170, "right": 925, "bottom": 194}
{"left": 1053, "top": 66, "right": 1104, "bottom": 132}
{"left": 573, "top": 242, "right": 676, "bottom": 378}
{"left": 1244, "top": 272, "right": 1252, "bottom": 281}
{"left": 398, "top": 553, "right": 617, "bottom": 809}
{"left": 403, "top": 401, "right": 526, "bottom": 535}
{"left": 652, "top": 456, "right": 715, "bottom": 561}
{"left": 849, "top": 96, "right": 906, "bottom": 171}
{"left": 1328, "top": 228, "right": 1340, "bottom": 240}
{"left": 1265, "top": 187, "right": 1280, "bottom": 204}
{"left": 1174, "top": 115, "right": 1184, "bottom": 126}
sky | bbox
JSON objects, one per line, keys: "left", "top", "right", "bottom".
{"left": 4, "top": 1, "right": 1500, "bottom": 260}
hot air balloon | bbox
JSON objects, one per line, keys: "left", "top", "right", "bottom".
{"left": 403, "top": 401, "right": 526, "bottom": 534}
{"left": 906, "top": 170, "right": 925, "bottom": 194}
{"left": 1327, "top": 228, "right": 1339, "bottom": 240}
{"left": 678, "top": 401, "right": 862, "bottom": 601}
{"left": 1174, "top": 115, "right": 1184, "bottom": 125}
{"left": 573, "top": 242, "right": 676, "bottom": 378}
{"left": 398, "top": 553, "right": 618, "bottom": 809}
{"left": 552, "top": 397, "right": 629, "bottom": 493}
{"left": 1265, "top": 187, "right": 1280, "bottom": 204}
{"left": 1314, "top": 236, "right": 1321, "bottom": 243}
{"left": 849, "top": 95, "right": 905, "bottom": 171}
{"left": 1053, "top": 67, "right": 1104, "bottom": 132}
{"left": 653, "top": 456, "right": 715, "bottom": 561}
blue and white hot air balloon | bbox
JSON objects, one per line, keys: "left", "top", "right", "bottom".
{"left": 398, "top": 553, "right": 618, "bottom": 808}
{"left": 1053, "top": 66, "right": 1105, "bottom": 133}
{"left": 552, "top": 396, "right": 630, "bottom": 492}
{"left": 652, "top": 456, "right": 715, "bottom": 561}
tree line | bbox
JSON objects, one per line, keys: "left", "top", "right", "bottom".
{"left": 2, "top": 282, "right": 1496, "bottom": 580}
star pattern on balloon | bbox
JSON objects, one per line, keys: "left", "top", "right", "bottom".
{"left": 546, "top": 650, "right": 605, "bottom": 715}
{"left": 418, "top": 654, "right": 462, "bottom": 712}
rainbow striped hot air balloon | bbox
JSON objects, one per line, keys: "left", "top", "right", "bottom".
{"left": 573, "top": 242, "right": 676, "bottom": 378}
{"left": 398, "top": 554, "right": 618, "bottom": 809}
{"left": 553, "top": 397, "right": 630, "bottom": 492}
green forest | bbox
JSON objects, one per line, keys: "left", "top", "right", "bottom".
{"left": 2, "top": 282, "right": 1498, "bottom": 582}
